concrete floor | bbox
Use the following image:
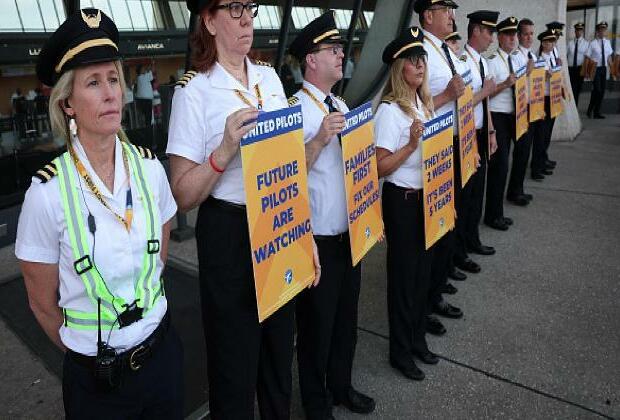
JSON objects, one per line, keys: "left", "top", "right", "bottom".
{"left": 0, "top": 112, "right": 618, "bottom": 419}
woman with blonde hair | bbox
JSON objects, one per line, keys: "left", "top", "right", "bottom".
{"left": 15, "top": 9, "right": 182, "bottom": 418}
{"left": 166, "top": 0, "right": 320, "bottom": 418}
{"left": 375, "top": 26, "right": 438, "bottom": 382}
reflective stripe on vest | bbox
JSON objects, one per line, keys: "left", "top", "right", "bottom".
{"left": 55, "top": 142, "right": 162, "bottom": 330}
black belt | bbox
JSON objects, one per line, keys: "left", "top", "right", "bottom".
{"left": 68, "top": 310, "right": 170, "bottom": 372}
{"left": 207, "top": 196, "right": 246, "bottom": 213}
{"left": 384, "top": 181, "right": 422, "bottom": 200}
{"left": 314, "top": 232, "right": 349, "bottom": 242}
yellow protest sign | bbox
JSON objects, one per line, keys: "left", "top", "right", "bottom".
{"left": 550, "top": 66, "right": 564, "bottom": 119}
{"left": 457, "top": 70, "right": 478, "bottom": 188}
{"left": 341, "top": 102, "right": 383, "bottom": 265}
{"left": 240, "top": 105, "right": 315, "bottom": 322}
{"left": 515, "top": 65, "right": 529, "bottom": 140}
{"left": 529, "top": 60, "right": 546, "bottom": 122}
{"left": 422, "top": 111, "right": 456, "bottom": 250}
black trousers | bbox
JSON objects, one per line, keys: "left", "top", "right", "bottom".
{"left": 196, "top": 197, "right": 295, "bottom": 420}
{"left": 63, "top": 326, "right": 184, "bottom": 420}
{"left": 135, "top": 98, "right": 153, "bottom": 127}
{"left": 485, "top": 112, "right": 514, "bottom": 223}
{"left": 296, "top": 233, "right": 361, "bottom": 419}
{"left": 588, "top": 66, "right": 607, "bottom": 116}
{"left": 453, "top": 134, "right": 474, "bottom": 264}
{"left": 382, "top": 182, "right": 433, "bottom": 366}
{"left": 465, "top": 129, "right": 488, "bottom": 249}
{"left": 542, "top": 96, "right": 556, "bottom": 163}
{"left": 530, "top": 108, "right": 548, "bottom": 175}
{"left": 569, "top": 66, "right": 584, "bottom": 106}
{"left": 507, "top": 125, "right": 533, "bottom": 198}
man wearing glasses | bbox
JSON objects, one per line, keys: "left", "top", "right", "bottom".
{"left": 414, "top": 0, "right": 467, "bottom": 338}
{"left": 288, "top": 11, "right": 376, "bottom": 420}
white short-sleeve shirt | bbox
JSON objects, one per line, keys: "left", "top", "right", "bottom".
{"left": 375, "top": 96, "right": 432, "bottom": 190}
{"left": 424, "top": 31, "right": 467, "bottom": 132}
{"left": 15, "top": 137, "right": 177, "bottom": 355}
{"left": 488, "top": 48, "right": 525, "bottom": 113}
{"left": 567, "top": 37, "right": 589, "bottom": 67}
{"left": 293, "top": 81, "right": 349, "bottom": 236}
{"left": 166, "top": 58, "right": 288, "bottom": 205}
{"left": 586, "top": 37, "right": 613, "bottom": 67}
{"left": 136, "top": 70, "right": 154, "bottom": 99}
{"left": 463, "top": 44, "right": 490, "bottom": 129}
{"left": 541, "top": 51, "right": 557, "bottom": 95}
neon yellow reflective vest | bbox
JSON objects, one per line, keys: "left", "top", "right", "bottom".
{"left": 55, "top": 141, "right": 163, "bottom": 330}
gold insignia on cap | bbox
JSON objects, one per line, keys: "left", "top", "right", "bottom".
{"left": 411, "top": 27, "right": 420, "bottom": 38}
{"left": 81, "top": 9, "right": 102, "bottom": 29}
{"left": 313, "top": 29, "right": 340, "bottom": 44}
{"left": 510, "top": 17, "right": 516, "bottom": 23}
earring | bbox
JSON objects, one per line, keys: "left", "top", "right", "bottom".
{"left": 69, "top": 117, "right": 77, "bottom": 138}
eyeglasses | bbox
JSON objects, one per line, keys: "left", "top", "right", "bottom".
{"left": 214, "top": 2, "right": 259, "bottom": 19}
{"left": 311, "top": 45, "right": 344, "bottom": 55}
{"left": 428, "top": 6, "right": 455, "bottom": 17}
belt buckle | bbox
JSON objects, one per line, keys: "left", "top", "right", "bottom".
{"left": 129, "top": 345, "right": 147, "bottom": 371}
{"left": 404, "top": 189, "right": 417, "bottom": 200}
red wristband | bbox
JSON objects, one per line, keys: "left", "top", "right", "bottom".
{"left": 209, "top": 151, "right": 225, "bottom": 173}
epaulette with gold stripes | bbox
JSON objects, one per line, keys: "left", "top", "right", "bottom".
{"left": 175, "top": 70, "right": 197, "bottom": 88}
{"left": 34, "top": 162, "right": 57, "bottom": 183}
{"left": 251, "top": 59, "right": 272, "bottom": 67}
{"left": 136, "top": 145, "right": 156, "bottom": 159}
{"left": 288, "top": 96, "right": 299, "bottom": 106}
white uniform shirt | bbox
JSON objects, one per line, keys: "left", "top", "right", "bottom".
{"left": 567, "top": 37, "right": 589, "bottom": 67}
{"left": 516, "top": 45, "right": 538, "bottom": 103}
{"left": 463, "top": 44, "right": 489, "bottom": 129}
{"left": 586, "top": 37, "right": 613, "bottom": 67}
{"left": 374, "top": 96, "right": 432, "bottom": 189}
{"left": 424, "top": 31, "right": 466, "bottom": 132}
{"left": 488, "top": 48, "right": 525, "bottom": 113}
{"left": 167, "top": 58, "right": 288, "bottom": 205}
{"left": 294, "top": 81, "right": 349, "bottom": 235}
{"left": 15, "top": 137, "right": 177, "bottom": 355}
{"left": 541, "top": 51, "right": 557, "bottom": 95}
{"left": 136, "top": 70, "right": 154, "bottom": 99}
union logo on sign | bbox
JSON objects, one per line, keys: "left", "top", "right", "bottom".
{"left": 284, "top": 269, "right": 293, "bottom": 284}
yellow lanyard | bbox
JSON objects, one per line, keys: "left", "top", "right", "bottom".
{"left": 424, "top": 36, "right": 453, "bottom": 72}
{"left": 69, "top": 144, "right": 133, "bottom": 232}
{"left": 465, "top": 45, "right": 482, "bottom": 78}
{"left": 301, "top": 87, "right": 339, "bottom": 115}
{"left": 235, "top": 84, "right": 263, "bottom": 109}
{"left": 497, "top": 50, "right": 512, "bottom": 73}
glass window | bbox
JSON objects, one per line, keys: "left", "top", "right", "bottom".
{"left": 170, "top": 1, "right": 188, "bottom": 29}
{"left": 88, "top": 0, "right": 113, "bottom": 17}
{"left": 142, "top": 1, "right": 165, "bottom": 30}
{"left": 333, "top": 9, "right": 352, "bottom": 30}
{"left": 255, "top": 5, "right": 280, "bottom": 29}
{"left": 585, "top": 7, "right": 597, "bottom": 39}
{"left": 54, "top": 0, "right": 65, "bottom": 19}
{"left": 126, "top": 0, "right": 148, "bottom": 30}
{"left": 39, "top": 0, "right": 61, "bottom": 30}
{"left": 110, "top": 0, "right": 134, "bottom": 30}
{"left": 363, "top": 11, "right": 374, "bottom": 27}
{"left": 291, "top": 7, "right": 322, "bottom": 29}
{"left": 0, "top": 1, "right": 22, "bottom": 32}
{"left": 19, "top": 0, "right": 45, "bottom": 31}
